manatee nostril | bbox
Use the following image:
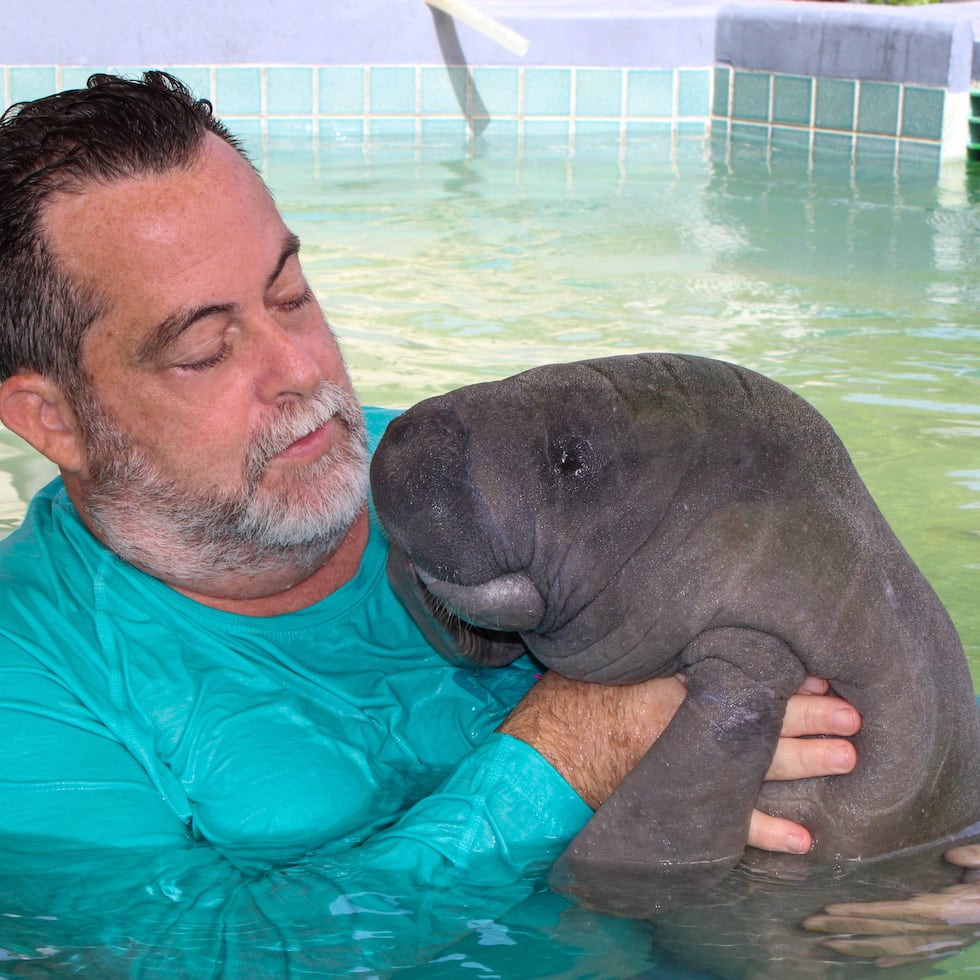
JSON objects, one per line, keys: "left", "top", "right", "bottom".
{"left": 557, "top": 448, "right": 584, "bottom": 477}
{"left": 374, "top": 407, "right": 462, "bottom": 483}
{"left": 380, "top": 405, "right": 468, "bottom": 455}
{"left": 384, "top": 413, "right": 415, "bottom": 445}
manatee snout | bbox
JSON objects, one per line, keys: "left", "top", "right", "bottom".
{"left": 370, "top": 403, "right": 503, "bottom": 586}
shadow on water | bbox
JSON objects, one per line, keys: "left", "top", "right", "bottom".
{"left": 628, "top": 828, "right": 980, "bottom": 979}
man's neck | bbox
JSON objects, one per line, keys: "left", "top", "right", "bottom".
{"left": 172, "top": 507, "right": 371, "bottom": 616}
{"left": 62, "top": 466, "right": 373, "bottom": 616}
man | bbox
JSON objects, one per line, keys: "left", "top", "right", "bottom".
{"left": 0, "top": 72, "right": 861, "bottom": 975}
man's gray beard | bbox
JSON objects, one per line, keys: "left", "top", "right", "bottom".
{"left": 74, "top": 382, "right": 370, "bottom": 587}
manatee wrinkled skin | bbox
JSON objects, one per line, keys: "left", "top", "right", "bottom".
{"left": 369, "top": 353, "right": 980, "bottom": 919}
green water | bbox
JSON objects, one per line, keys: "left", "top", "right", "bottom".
{"left": 268, "top": 134, "right": 978, "bottom": 677}
{"left": 2, "top": 135, "right": 977, "bottom": 662}
{"left": 0, "top": 132, "right": 978, "bottom": 974}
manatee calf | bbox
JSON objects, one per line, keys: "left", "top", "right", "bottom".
{"left": 369, "top": 353, "right": 980, "bottom": 918}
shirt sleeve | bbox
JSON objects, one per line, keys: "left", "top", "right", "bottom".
{"left": 0, "top": 637, "right": 591, "bottom": 976}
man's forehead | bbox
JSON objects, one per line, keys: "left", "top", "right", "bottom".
{"left": 40, "top": 142, "right": 294, "bottom": 365}
{"left": 44, "top": 136, "right": 266, "bottom": 229}
{"left": 42, "top": 141, "right": 282, "bottom": 280}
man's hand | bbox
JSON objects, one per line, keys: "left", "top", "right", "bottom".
{"left": 499, "top": 671, "right": 859, "bottom": 854}
{"left": 751, "top": 674, "right": 859, "bottom": 853}
{"left": 803, "top": 844, "right": 980, "bottom": 968}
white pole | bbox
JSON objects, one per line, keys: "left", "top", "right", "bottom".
{"left": 425, "top": 0, "right": 531, "bottom": 57}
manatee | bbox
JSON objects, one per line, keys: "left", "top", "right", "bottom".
{"left": 369, "top": 353, "right": 980, "bottom": 918}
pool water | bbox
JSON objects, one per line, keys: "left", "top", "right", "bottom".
{"left": 274, "top": 132, "right": 978, "bottom": 677}
{"left": 0, "top": 131, "right": 978, "bottom": 976}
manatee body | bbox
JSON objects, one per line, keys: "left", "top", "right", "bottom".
{"left": 369, "top": 353, "right": 980, "bottom": 918}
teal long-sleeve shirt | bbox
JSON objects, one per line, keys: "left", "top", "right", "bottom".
{"left": 0, "top": 407, "right": 593, "bottom": 977}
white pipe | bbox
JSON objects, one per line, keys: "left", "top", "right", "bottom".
{"left": 425, "top": 0, "right": 531, "bottom": 57}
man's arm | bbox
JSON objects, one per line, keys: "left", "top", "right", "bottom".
{"left": 500, "top": 671, "right": 860, "bottom": 852}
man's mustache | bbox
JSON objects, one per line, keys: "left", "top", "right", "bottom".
{"left": 244, "top": 382, "right": 363, "bottom": 485}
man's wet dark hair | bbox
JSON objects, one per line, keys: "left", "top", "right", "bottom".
{"left": 0, "top": 70, "right": 246, "bottom": 391}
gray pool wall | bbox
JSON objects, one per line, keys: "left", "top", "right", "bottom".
{"left": 3, "top": 0, "right": 980, "bottom": 171}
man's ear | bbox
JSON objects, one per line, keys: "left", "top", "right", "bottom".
{"left": 0, "top": 373, "right": 86, "bottom": 473}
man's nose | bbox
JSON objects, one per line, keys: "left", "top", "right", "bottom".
{"left": 254, "top": 316, "right": 325, "bottom": 402}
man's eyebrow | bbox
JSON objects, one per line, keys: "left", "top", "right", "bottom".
{"left": 267, "top": 232, "right": 302, "bottom": 292}
{"left": 134, "top": 301, "right": 236, "bottom": 364}
{"left": 135, "top": 233, "right": 304, "bottom": 365}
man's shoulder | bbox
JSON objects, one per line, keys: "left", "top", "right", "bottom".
{"left": 0, "top": 478, "right": 77, "bottom": 569}
{"left": 0, "top": 478, "right": 113, "bottom": 629}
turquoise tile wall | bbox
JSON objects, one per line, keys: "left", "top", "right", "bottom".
{"left": 0, "top": 63, "right": 950, "bottom": 171}
{"left": 0, "top": 64, "right": 714, "bottom": 146}
{"left": 678, "top": 69, "right": 711, "bottom": 117}
{"left": 772, "top": 75, "right": 812, "bottom": 127}
{"left": 523, "top": 67, "right": 572, "bottom": 116}
{"left": 575, "top": 68, "right": 621, "bottom": 118}
{"left": 8, "top": 65, "right": 58, "bottom": 103}
{"left": 627, "top": 69, "right": 674, "bottom": 118}
{"left": 320, "top": 67, "right": 365, "bottom": 115}
{"left": 471, "top": 67, "right": 519, "bottom": 117}
{"left": 267, "top": 66, "right": 315, "bottom": 115}
{"left": 901, "top": 86, "right": 944, "bottom": 142}
{"left": 370, "top": 66, "right": 417, "bottom": 115}
{"left": 732, "top": 71, "right": 770, "bottom": 123}
{"left": 859, "top": 80, "right": 901, "bottom": 137}
{"left": 215, "top": 66, "right": 262, "bottom": 116}
{"left": 815, "top": 79, "right": 856, "bottom": 131}
{"left": 714, "top": 67, "right": 947, "bottom": 176}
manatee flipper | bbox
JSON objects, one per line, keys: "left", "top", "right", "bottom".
{"left": 385, "top": 544, "right": 528, "bottom": 667}
{"left": 552, "top": 629, "right": 805, "bottom": 917}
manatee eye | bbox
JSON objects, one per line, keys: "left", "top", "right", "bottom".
{"left": 557, "top": 449, "right": 583, "bottom": 476}
{"left": 552, "top": 436, "right": 592, "bottom": 479}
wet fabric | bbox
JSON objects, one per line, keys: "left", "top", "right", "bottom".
{"left": 0, "top": 406, "right": 596, "bottom": 976}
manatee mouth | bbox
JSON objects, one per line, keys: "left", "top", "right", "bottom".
{"left": 416, "top": 567, "right": 546, "bottom": 632}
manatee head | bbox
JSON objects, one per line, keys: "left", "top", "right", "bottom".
{"left": 370, "top": 355, "right": 704, "bottom": 679}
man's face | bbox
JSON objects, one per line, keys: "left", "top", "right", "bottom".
{"left": 42, "top": 135, "right": 368, "bottom": 591}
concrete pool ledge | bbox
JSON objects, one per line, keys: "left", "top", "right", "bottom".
{"left": 715, "top": 3, "right": 977, "bottom": 91}
{"left": 710, "top": 1, "right": 980, "bottom": 161}
{"left": 473, "top": 2, "right": 978, "bottom": 85}
{"left": 470, "top": 1, "right": 980, "bottom": 79}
